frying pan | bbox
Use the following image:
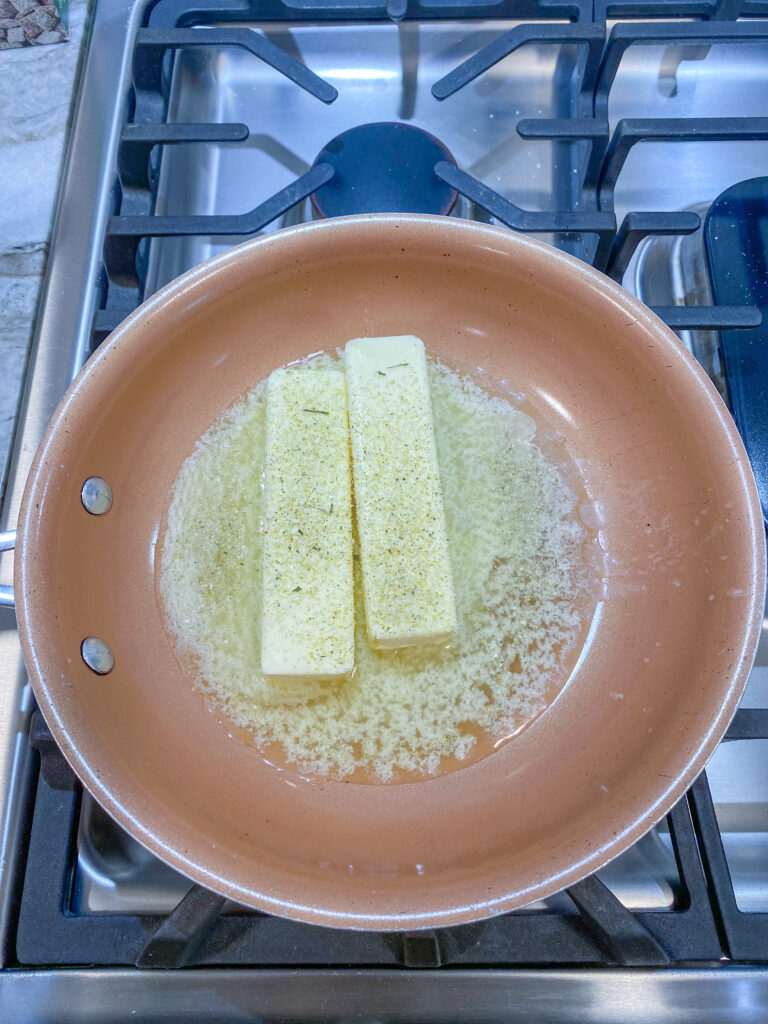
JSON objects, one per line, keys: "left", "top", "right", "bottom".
{"left": 9, "top": 215, "right": 765, "bottom": 930}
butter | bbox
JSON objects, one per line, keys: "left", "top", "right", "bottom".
{"left": 260, "top": 367, "right": 354, "bottom": 682}
{"left": 344, "top": 336, "right": 457, "bottom": 648}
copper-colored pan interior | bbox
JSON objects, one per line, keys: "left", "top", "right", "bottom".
{"left": 16, "top": 216, "right": 765, "bottom": 929}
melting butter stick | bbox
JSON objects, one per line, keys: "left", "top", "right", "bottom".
{"left": 261, "top": 367, "right": 354, "bottom": 682}
{"left": 344, "top": 336, "right": 457, "bottom": 649}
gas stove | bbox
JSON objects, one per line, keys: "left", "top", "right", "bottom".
{"left": 0, "top": 1, "right": 767, "bottom": 1020}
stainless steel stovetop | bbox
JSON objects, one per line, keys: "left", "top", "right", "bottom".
{"left": 0, "top": 1, "right": 767, "bottom": 1019}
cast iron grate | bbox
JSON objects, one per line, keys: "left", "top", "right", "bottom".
{"left": 10, "top": 0, "right": 768, "bottom": 971}
{"left": 94, "top": 3, "right": 768, "bottom": 340}
{"left": 13, "top": 709, "right": 768, "bottom": 967}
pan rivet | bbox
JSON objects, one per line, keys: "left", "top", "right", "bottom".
{"left": 81, "top": 637, "right": 114, "bottom": 675}
{"left": 81, "top": 477, "right": 113, "bottom": 515}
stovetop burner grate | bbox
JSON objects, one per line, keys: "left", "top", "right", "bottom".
{"left": 95, "top": 3, "right": 768, "bottom": 344}
{"left": 8, "top": 0, "right": 768, "bottom": 974}
{"left": 13, "top": 709, "right": 768, "bottom": 968}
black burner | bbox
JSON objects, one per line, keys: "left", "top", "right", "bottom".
{"left": 311, "top": 122, "right": 458, "bottom": 218}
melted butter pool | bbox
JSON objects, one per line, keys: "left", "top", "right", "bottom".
{"left": 159, "top": 355, "right": 600, "bottom": 783}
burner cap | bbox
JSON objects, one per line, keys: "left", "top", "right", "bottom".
{"left": 311, "top": 122, "right": 458, "bottom": 218}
